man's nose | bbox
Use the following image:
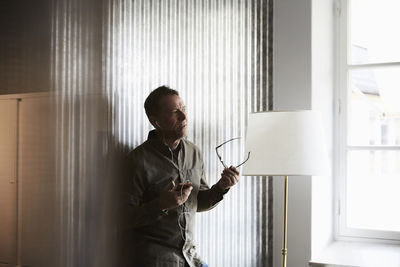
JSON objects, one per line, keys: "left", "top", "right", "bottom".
{"left": 178, "top": 110, "right": 187, "bottom": 121}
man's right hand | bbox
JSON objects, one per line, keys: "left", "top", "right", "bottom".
{"left": 159, "top": 179, "right": 193, "bottom": 210}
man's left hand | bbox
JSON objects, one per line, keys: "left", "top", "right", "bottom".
{"left": 217, "top": 166, "right": 240, "bottom": 191}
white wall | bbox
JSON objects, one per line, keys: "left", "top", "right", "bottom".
{"left": 311, "top": 0, "right": 335, "bottom": 259}
{"left": 273, "top": 0, "right": 335, "bottom": 266}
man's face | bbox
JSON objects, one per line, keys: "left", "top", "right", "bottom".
{"left": 155, "top": 94, "right": 188, "bottom": 140}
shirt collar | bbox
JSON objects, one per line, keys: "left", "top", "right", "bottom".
{"left": 147, "top": 130, "right": 182, "bottom": 152}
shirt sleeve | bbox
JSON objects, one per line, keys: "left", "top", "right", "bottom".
{"left": 196, "top": 160, "right": 229, "bottom": 212}
{"left": 122, "top": 152, "right": 168, "bottom": 229}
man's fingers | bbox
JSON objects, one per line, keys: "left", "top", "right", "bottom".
{"left": 164, "top": 179, "right": 176, "bottom": 192}
{"left": 229, "top": 166, "right": 240, "bottom": 175}
{"left": 175, "top": 185, "right": 192, "bottom": 203}
{"left": 219, "top": 166, "right": 240, "bottom": 191}
{"left": 182, "top": 186, "right": 193, "bottom": 196}
{"left": 227, "top": 172, "right": 238, "bottom": 182}
{"left": 222, "top": 169, "right": 239, "bottom": 180}
{"left": 160, "top": 180, "right": 193, "bottom": 209}
{"left": 222, "top": 172, "right": 239, "bottom": 185}
{"left": 228, "top": 174, "right": 238, "bottom": 184}
{"left": 223, "top": 167, "right": 239, "bottom": 177}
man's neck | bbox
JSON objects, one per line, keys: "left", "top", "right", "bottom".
{"left": 157, "top": 131, "right": 181, "bottom": 150}
{"left": 165, "top": 139, "right": 180, "bottom": 150}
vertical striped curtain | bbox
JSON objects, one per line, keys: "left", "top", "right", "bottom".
{"left": 51, "top": 0, "right": 273, "bottom": 266}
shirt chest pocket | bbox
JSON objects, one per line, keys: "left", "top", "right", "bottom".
{"left": 184, "top": 168, "right": 202, "bottom": 192}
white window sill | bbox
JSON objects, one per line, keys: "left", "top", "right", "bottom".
{"left": 309, "top": 240, "right": 400, "bottom": 267}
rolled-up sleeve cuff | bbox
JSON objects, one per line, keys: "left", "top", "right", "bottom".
{"left": 210, "top": 184, "right": 230, "bottom": 202}
{"left": 214, "top": 183, "right": 230, "bottom": 195}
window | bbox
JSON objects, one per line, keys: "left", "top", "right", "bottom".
{"left": 336, "top": 0, "right": 400, "bottom": 241}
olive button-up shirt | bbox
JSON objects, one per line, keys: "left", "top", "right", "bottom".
{"left": 124, "top": 130, "right": 227, "bottom": 267}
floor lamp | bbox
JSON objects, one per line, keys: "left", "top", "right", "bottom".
{"left": 242, "top": 110, "right": 328, "bottom": 267}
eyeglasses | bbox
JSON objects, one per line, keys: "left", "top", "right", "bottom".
{"left": 215, "top": 137, "right": 251, "bottom": 168}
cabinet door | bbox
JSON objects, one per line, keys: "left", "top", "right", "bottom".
{"left": 0, "top": 99, "right": 18, "bottom": 265}
{"left": 19, "top": 96, "right": 57, "bottom": 267}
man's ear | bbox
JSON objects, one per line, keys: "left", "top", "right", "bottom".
{"left": 149, "top": 116, "right": 158, "bottom": 129}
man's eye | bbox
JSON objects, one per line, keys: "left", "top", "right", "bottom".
{"left": 172, "top": 107, "right": 185, "bottom": 113}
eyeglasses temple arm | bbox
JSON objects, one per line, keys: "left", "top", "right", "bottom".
{"left": 236, "top": 151, "right": 251, "bottom": 168}
{"left": 215, "top": 147, "right": 228, "bottom": 168}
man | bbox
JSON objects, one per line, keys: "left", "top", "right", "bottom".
{"left": 124, "top": 86, "right": 240, "bottom": 267}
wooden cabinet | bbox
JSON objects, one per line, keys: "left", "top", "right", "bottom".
{"left": 0, "top": 94, "right": 56, "bottom": 267}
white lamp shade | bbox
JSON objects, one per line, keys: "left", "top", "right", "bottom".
{"left": 242, "top": 110, "right": 328, "bottom": 176}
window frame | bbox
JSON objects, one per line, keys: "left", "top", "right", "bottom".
{"left": 335, "top": 0, "right": 400, "bottom": 243}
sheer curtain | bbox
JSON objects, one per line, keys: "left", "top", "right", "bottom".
{"left": 51, "top": 0, "right": 273, "bottom": 266}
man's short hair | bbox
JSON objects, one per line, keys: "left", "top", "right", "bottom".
{"left": 144, "top": 86, "right": 179, "bottom": 117}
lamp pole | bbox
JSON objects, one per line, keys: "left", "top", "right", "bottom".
{"left": 282, "top": 175, "right": 289, "bottom": 267}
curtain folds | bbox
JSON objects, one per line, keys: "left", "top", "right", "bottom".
{"left": 51, "top": 0, "right": 273, "bottom": 266}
